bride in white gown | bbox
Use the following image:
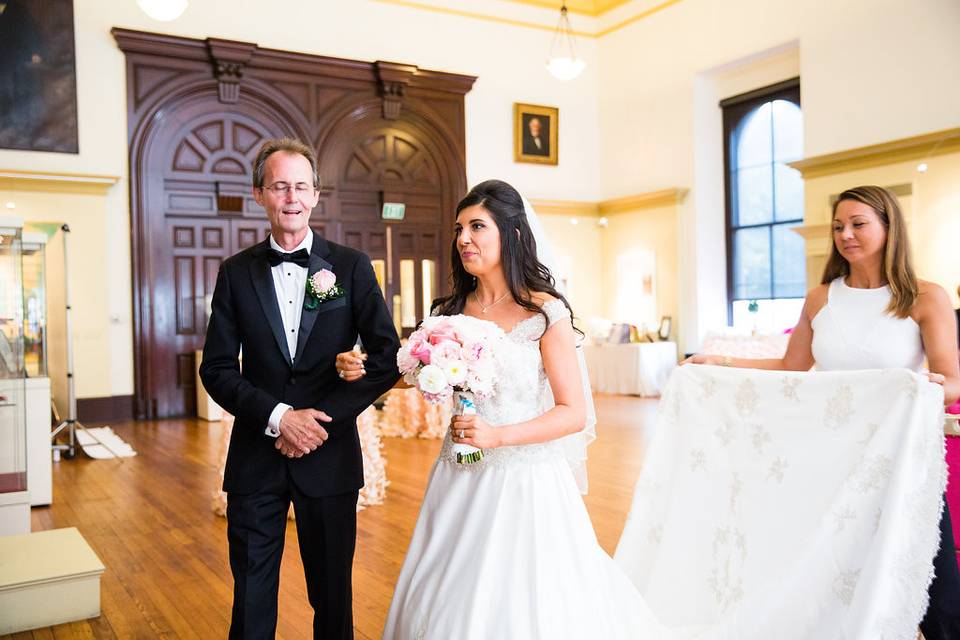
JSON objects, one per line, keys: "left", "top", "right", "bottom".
{"left": 337, "top": 179, "right": 663, "bottom": 639}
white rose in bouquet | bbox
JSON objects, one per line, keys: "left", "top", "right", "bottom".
{"left": 416, "top": 364, "right": 448, "bottom": 395}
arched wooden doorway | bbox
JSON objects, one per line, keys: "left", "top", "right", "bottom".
{"left": 115, "top": 30, "right": 474, "bottom": 419}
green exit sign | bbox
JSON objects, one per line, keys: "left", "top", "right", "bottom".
{"left": 382, "top": 202, "right": 405, "bottom": 220}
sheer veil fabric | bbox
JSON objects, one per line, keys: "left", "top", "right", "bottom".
{"left": 520, "top": 195, "right": 597, "bottom": 494}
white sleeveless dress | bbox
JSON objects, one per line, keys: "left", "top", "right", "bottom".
{"left": 382, "top": 300, "right": 664, "bottom": 639}
{"left": 811, "top": 277, "right": 924, "bottom": 372}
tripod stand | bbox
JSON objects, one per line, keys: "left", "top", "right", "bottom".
{"left": 50, "top": 223, "right": 121, "bottom": 460}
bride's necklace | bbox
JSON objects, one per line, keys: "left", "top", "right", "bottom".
{"left": 474, "top": 288, "right": 510, "bottom": 314}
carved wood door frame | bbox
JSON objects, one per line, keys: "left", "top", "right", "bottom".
{"left": 115, "top": 29, "right": 474, "bottom": 419}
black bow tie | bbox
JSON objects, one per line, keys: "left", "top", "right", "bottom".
{"left": 267, "top": 248, "right": 310, "bottom": 268}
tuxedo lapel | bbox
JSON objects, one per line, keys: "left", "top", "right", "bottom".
{"left": 293, "top": 231, "right": 335, "bottom": 365}
{"left": 249, "top": 241, "right": 293, "bottom": 366}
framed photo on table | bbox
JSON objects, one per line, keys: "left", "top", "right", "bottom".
{"left": 514, "top": 103, "right": 558, "bottom": 165}
{"left": 657, "top": 316, "right": 672, "bottom": 341}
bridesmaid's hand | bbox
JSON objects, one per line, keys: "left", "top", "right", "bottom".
{"left": 680, "top": 353, "right": 725, "bottom": 366}
{"left": 451, "top": 414, "right": 502, "bottom": 449}
{"left": 335, "top": 349, "right": 367, "bottom": 382}
{"left": 927, "top": 372, "right": 946, "bottom": 385}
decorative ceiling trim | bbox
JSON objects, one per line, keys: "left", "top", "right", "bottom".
{"left": 374, "top": 0, "right": 680, "bottom": 37}
{"left": 599, "top": 187, "right": 687, "bottom": 214}
{"left": 533, "top": 187, "right": 687, "bottom": 217}
{"left": 789, "top": 127, "right": 960, "bottom": 179}
{"left": 501, "top": 0, "right": 633, "bottom": 18}
{"left": 0, "top": 169, "right": 119, "bottom": 195}
{"left": 530, "top": 199, "right": 600, "bottom": 216}
{"left": 375, "top": 0, "right": 590, "bottom": 35}
{"left": 595, "top": 0, "right": 682, "bottom": 36}
{"left": 791, "top": 223, "right": 832, "bottom": 256}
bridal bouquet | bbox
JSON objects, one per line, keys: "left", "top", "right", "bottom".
{"left": 397, "top": 315, "right": 502, "bottom": 464}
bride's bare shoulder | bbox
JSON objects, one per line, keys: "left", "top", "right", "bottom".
{"left": 530, "top": 292, "right": 559, "bottom": 307}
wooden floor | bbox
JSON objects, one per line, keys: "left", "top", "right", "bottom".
{"left": 4, "top": 395, "right": 659, "bottom": 640}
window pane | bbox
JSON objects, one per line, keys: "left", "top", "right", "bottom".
{"left": 732, "top": 298, "right": 805, "bottom": 334}
{"left": 735, "top": 102, "right": 772, "bottom": 169}
{"left": 421, "top": 259, "right": 435, "bottom": 320}
{"left": 371, "top": 259, "right": 386, "bottom": 297}
{"left": 772, "top": 223, "right": 807, "bottom": 298}
{"left": 774, "top": 164, "right": 803, "bottom": 222}
{"left": 734, "top": 164, "right": 773, "bottom": 226}
{"left": 399, "top": 259, "right": 417, "bottom": 328}
{"left": 733, "top": 227, "right": 771, "bottom": 300}
{"left": 772, "top": 99, "right": 803, "bottom": 163}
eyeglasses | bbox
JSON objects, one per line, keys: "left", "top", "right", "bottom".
{"left": 262, "top": 182, "right": 315, "bottom": 196}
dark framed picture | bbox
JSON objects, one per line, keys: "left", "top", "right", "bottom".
{"left": 514, "top": 103, "right": 558, "bottom": 165}
{"left": 0, "top": 0, "right": 79, "bottom": 153}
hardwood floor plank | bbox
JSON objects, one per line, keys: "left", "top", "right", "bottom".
{"left": 3, "top": 395, "right": 656, "bottom": 639}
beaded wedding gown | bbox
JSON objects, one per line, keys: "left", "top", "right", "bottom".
{"left": 382, "top": 300, "right": 664, "bottom": 639}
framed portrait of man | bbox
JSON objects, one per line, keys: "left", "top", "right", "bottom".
{"left": 514, "top": 103, "right": 558, "bottom": 165}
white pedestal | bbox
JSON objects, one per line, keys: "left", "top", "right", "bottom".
{"left": 195, "top": 349, "right": 223, "bottom": 421}
{"left": 0, "top": 492, "right": 30, "bottom": 536}
{"left": 0, "top": 527, "right": 105, "bottom": 634}
{"left": 0, "top": 378, "right": 29, "bottom": 535}
{"left": 25, "top": 377, "right": 51, "bottom": 506}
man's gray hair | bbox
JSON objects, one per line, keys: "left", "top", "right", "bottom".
{"left": 252, "top": 137, "right": 321, "bottom": 189}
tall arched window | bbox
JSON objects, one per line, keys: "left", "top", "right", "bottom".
{"left": 722, "top": 79, "right": 804, "bottom": 332}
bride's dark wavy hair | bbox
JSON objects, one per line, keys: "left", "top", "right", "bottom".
{"left": 431, "top": 179, "right": 579, "bottom": 336}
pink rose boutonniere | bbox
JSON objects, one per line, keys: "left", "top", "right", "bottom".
{"left": 305, "top": 269, "right": 344, "bottom": 310}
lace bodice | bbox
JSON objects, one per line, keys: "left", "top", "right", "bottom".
{"left": 437, "top": 299, "right": 570, "bottom": 470}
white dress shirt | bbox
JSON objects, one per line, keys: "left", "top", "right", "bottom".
{"left": 264, "top": 232, "right": 312, "bottom": 438}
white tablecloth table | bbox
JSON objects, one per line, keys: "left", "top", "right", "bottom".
{"left": 582, "top": 342, "right": 677, "bottom": 396}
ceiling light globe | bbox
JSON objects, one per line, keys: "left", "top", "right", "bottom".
{"left": 137, "top": 0, "right": 188, "bottom": 22}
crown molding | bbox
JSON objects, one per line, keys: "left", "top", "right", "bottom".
{"left": 530, "top": 199, "right": 600, "bottom": 216}
{"left": 0, "top": 169, "right": 119, "bottom": 195}
{"left": 790, "top": 223, "right": 832, "bottom": 256}
{"left": 373, "top": 0, "right": 680, "bottom": 37}
{"left": 533, "top": 187, "right": 687, "bottom": 218}
{"left": 502, "top": 0, "right": 633, "bottom": 17}
{"left": 599, "top": 187, "right": 687, "bottom": 214}
{"left": 789, "top": 127, "right": 960, "bottom": 179}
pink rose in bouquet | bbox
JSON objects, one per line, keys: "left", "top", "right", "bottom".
{"left": 407, "top": 333, "right": 433, "bottom": 366}
{"left": 427, "top": 319, "right": 458, "bottom": 346}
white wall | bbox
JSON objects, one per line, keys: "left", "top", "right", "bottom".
{"left": 598, "top": 0, "right": 960, "bottom": 349}
{"left": 1, "top": 0, "right": 603, "bottom": 198}
{"left": 0, "top": 0, "right": 603, "bottom": 400}
{"left": 4, "top": 0, "right": 960, "bottom": 393}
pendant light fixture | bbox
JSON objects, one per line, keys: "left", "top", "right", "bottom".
{"left": 546, "top": 2, "right": 586, "bottom": 81}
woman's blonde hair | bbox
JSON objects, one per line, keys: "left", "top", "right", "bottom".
{"left": 821, "top": 185, "right": 917, "bottom": 318}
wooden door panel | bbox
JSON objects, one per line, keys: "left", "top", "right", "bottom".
{"left": 122, "top": 33, "right": 469, "bottom": 417}
{"left": 230, "top": 219, "right": 271, "bottom": 253}
{"left": 157, "top": 217, "right": 230, "bottom": 417}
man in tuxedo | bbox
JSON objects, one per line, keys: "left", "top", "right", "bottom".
{"left": 522, "top": 115, "right": 549, "bottom": 156}
{"left": 200, "top": 137, "right": 400, "bottom": 639}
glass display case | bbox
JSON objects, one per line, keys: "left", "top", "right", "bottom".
{"left": 21, "top": 233, "right": 47, "bottom": 378}
{"left": 0, "top": 217, "right": 29, "bottom": 534}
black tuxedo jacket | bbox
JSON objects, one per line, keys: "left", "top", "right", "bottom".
{"left": 199, "top": 231, "right": 400, "bottom": 497}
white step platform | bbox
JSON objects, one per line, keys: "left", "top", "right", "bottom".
{"left": 0, "top": 527, "right": 105, "bottom": 634}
